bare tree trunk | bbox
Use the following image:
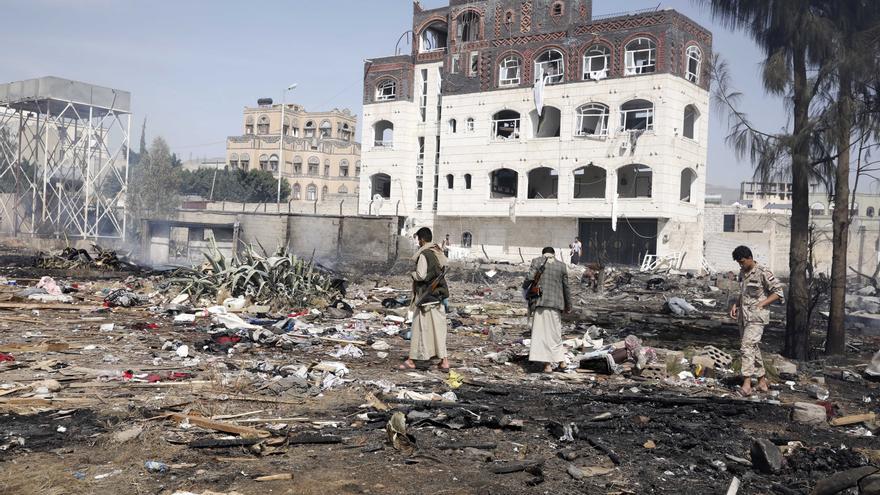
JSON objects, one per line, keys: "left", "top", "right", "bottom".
{"left": 826, "top": 72, "right": 852, "bottom": 355}
{"left": 784, "top": 48, "right": 812, "bottom": 360}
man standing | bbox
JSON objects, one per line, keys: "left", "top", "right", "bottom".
{"left": 400, "top": 227, "right": 450, "bottom": 371}
{"left": 728, "top": 245, "right": 784, "bottom": 396}
{"left": 441, "top": 233, "right": 451, "bottom": 258}
{"left": 527, "top": 247, "right": 571, "bottom": 373}
{"left": 569, "top": 237, "right": 582, "bottom": 265}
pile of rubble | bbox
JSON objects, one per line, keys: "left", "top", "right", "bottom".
{"left": 36, "top": 244, "right": 139, "bottom": 272}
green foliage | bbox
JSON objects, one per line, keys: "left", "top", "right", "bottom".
{"left": 178, "top": 168, "right": 290, "bottom": 202}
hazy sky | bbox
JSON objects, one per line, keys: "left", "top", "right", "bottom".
{"left": 0, "top": 0, "right": 784, "bottom": 187}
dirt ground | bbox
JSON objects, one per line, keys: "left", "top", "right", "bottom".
{"left": 0, "top": 246, "right": 878, "bottom": 495}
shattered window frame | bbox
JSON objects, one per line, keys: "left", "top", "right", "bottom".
{"left": 582, "top": 45, "right": 610, "bottom": 80}
{"left": 575, "top": 103, "right": 610, "bottom": 137}
{"left": 625, "top": 37, "right": 656, "bottom": 76}
{"left": 686, "top": 45, "right": 702, "bottom": 84}
{"left": 376, "top": 79, "right": 397, "bottom": 101}
{"left": 534, "top": 49, "right": 565, "bottom": 84}
{"left": 491, "top": 110, "right": 521, "bottom": 140}
{"left": 499, "top": 55, "right": 521, "bottom": 87}
{"left": 620, "top": 99, "right": 654, "bottom": 131}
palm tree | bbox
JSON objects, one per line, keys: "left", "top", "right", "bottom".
{"left": 700, "top": 0, "right": 832, "bottom": 360}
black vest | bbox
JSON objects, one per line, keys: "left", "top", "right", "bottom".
{"left": 415, "top": 249, "right": 449, "bottom": 303}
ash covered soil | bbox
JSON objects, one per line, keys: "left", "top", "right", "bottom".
{"left": 0, "top": 245, "right": 878, "bottom": 495}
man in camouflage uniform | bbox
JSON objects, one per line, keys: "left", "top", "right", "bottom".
{"left": 728, "top": 245, "right": 784, "bottom": 395}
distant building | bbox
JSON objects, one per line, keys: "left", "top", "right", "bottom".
{"left": 226, "top": 100, "right": 361, "bottom": 202}
{"left": 181, "top": 157, "right": 225, "bottom": 172}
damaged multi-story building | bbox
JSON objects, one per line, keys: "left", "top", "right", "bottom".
{"left": 227, "top": 101, "right": 362, "bottom": 203}
{"left": 359, "top": 0, "right": 711, "bottom": 269}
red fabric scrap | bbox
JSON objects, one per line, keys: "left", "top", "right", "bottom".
{"left": 214, "top": 336, "right": 241, "bottom": 345}
{"left": 0, "top": 353, "right": 15, "bottom": 362}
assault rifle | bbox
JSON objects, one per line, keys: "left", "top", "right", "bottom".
{"left": 413, "top": 265, "right": 448, "bottom": 307}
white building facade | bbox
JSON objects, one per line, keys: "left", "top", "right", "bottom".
{"left": 360, "top": 0, "right": 711, "bottom": 269}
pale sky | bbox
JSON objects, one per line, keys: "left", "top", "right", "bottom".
{"left": 0, "top": 0, "right": 785, "bottom": 188}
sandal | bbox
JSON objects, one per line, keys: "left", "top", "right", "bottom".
{"left": 398, "top": 361, "right": 416, "bottom": 370}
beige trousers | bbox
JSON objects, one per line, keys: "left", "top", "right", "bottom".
{"left": 740, "top": 321, "right": 766, "bottom": 378}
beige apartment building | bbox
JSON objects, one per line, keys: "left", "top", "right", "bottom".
{"left": 226, "top": 99, "right": 361, "bottom": 202}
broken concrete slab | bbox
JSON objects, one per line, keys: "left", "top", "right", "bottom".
{"left": 750, "top": 439, "right": 783, "bottom": 474}
{"left": 810, "top": 466, "right": 880, "bottom": 495}
{"left": 792, "top": 402, "right": 827, "bottom": 425}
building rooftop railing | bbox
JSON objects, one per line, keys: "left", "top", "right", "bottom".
{"left": 592, "top": 5, "right": 663, "bottom": 21}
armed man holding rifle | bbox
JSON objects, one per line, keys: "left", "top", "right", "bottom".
{"left": 399, "top": 227, "right": 451, "bottom": 372}
{"left": 524, "top": 247, "right": 571, "bottom": 373}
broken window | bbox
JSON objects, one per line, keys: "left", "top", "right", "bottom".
{"left": 582, "top": 45, "right": 610, "bottom": 80}
{"left": 457, "top": 11, "right": 480, "bottom": 42}
{"left": 259, "top": 154, "right": 269, "bottom": 170}
{"left": 620, "top": 99, "right": 654, "bottom": 131}
{"left": 461, "top": 231, "right": 473, "bottom": 247}
{"left": 535, "top": 49, "right": 564, "bottom": 84}
{"left": 291, "top": 120, "right": 300, "bottom": 137}
{"left": 573, "top": 165, "right": 607, "bottom": 198}
{"left": 527, "top": 167, "right": 558, "bottom": 199}
{"left": 308, "top": 156, "right": 319, "bottom": 175}
{"left": 683, "top": 104, "right": 698, "bottom": 139}
{"left": 469, "top": 51, "right": 479, "bottom": 77}
{"left": 576, "top": 103, "right": 609, "bottom": 137}
{"left": 464, "top": 173, "right": 472, "bottom": 189}
{"left": 240, "top": 153, "right": 250, "bottom": 169}
{"left": 550, "top": 1, "right": 564, "bottom": 16}
{"left": 269, "top": 154, "right": 279, "bottom": 172}
{"left": 446, "top": 174, "right": 454, "bottom": 189}
{"left": 340, "top": 160, "right": 349, "bottom": 177}
{"left": 229, "top": 153, "right": 239, "bottom": 169}
{"left": 450, "top": 55, "right": 460, "bottom": 74}
{"left": 489, "top": 168, "right": 518, "bottom": 198}
{"left": 282, "top": 117, "right": 290, "bottom": 136}
{"left": 420, "top": 69, "right": 428, "bottom": 122}
{"left": 322, "top": 185, "right": 328, "bottom": 200}
{"left": 292, "top": 183, "right": 301, "bottom": 200}
{"left": 617, "top": 164, "right": 653, "bottom": 198}
{"left": 339, "top": 123, "right": 352, "bottom": 141}
{"left": 306, "top": 184, "right": 317, "bottom": 201}
{"left": 257, "top": 115, "right": 270, "bottom": 135}
{"left": 625, "top": 38, "right": 656, "bottom": 75}
{"left": 492, "top": 110, "right": 520, "bottom": 140}
{"left": 499, "top": 55, "right": 521, "bottom": 87}
{"left": 686, "top": 46, "right": 702, "bottom": 83}
{"left": 420, "top": 21, "right": 448, "bottom": 53}
{"left": 338, "top": 185, "right": 348, "bottom": 194}
{"left": 867, "top": 207, "right": 876, "bottom": 217}
{"left": 293, "top": 156, "right": 302, "bottom": 174}
{"left": 376, "top": 80, "right": 397, "bottom": 101}
{"left": 320, "top": 121, "right": 332, "bottom": 139}
{"left": 245, "top": 116, "right": 254, "bottom": 134}
{"left": 304, "top": 121, "right": 316, "bottom": 138}
{"left": 324, "top": 159, "right": 330, "bottom": 176}
{"left": 529, "top": 106, "right": 561, "bottom": 138}
{"left": 371, "top": 173, "right": 391, "bottom": 199}
{"left": 466, "top": 117, "right": 475, "bottom": 132}
{"left": 449, "top": 119, "right": 457, "bottom": 134}
{"left": 373, "top": 120, "right": 394, "bottom": 147}
{"left": 680, "top": 168, "right": 696, "bottom": 202}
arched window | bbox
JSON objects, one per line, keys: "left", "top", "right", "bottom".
{"left": 306, "top": 184, "right": 317, "bottom": 201}
{"left": 573, "top": 165, "right": 606, "bottom": 199}
{"left": 461, "top": 231, "right": 473, "bottom": 248}
{"left": 257, "top": 115, "right": 270, "bottom": 134}
{"left": 322, "top": 185, "right": 328, "bottom": 200}
{"left": 446, "top": 174, "right": 454, "bottom": 189}
{"left": 355, "top": 160, "right": 361, "bottom": 176}
{"left": 229, "top": 153, "right": 239, "bottom": 169}
{"left": 686, "top": 46, "right": 702, "bottom": 84}
{"left": 292, "top": 156, "right": 303, "bottom": 174}
{"left": 550, "top": 0, "right": 564, "bottom": 16}
{"left": 448, "top": 118, "right": 457, "bottom": 133}
{"left": 339, "top": 160, "right": 349, "bottom": 177}
{"left": 419, "top": 21, "right": 448, "bottom": 53}
{"left": 457, "top": 11, "right": 480, "bottom": 42}
{"left": 307, "top": 156, "right": 320, "bottom": 175}
{"left": 620, "top": 99, "right": 654, "bottom": 131}
{"left": 527, "top": 167, "right": 558, "bottom": 199}
{"left": 576, "top": 103, "right": 609, "bottom": 136}
{"left": 530, "top": 106, "right": 561, "bottom": 138}
{"left": 535, "top": 49, "right": 564, "bottom": 84}
{"left": 464, "top": 173, "right": 472, "bottom": 189}
{"left": 376, "top": 79, "right": 397, "bottom": 101}
{"left": 323, "top": 159, "right": 330, "bottom": 176}
{"left": 370, "top": 173, "right": 391, "bottom": 199}
{"left": 583, "top": 45, "right": 610, "bottom": 80}
{"left": 259, "top": 154, "right": 269, "bottom": 170}
{"left": 268, "top": 154, "right": 279, "bottom": 172}
{"left": 338, "top": 185, "right": 348, "bottom": 194}
{"left": 373, "top": 120, "right": 394, "bottom": 147}
{"left": 680, "top": 168, "right": 697, "bottom": 202}
{"left": 339, "top": 122, "right": 352, "bottom": 141}
{"left": 304, "top": 121, "right": 316, "bottom": 138}
{"left": 625, "top": 37, "right": 656, "bottom": 75}
{"left": 492, "top": 110, "right": 520, "bottom": 140}
{"left": 810, "top": 202, "right": 825, "bottom": 216}
{"left": 683, "top": 104, "right": 699, "bottom": 140}
{"left": 292, "top": 183, "right": 301, "bottom": 200}
{"left": 466, "top": 117, "right": 475, "bottom": 132}
{"left": 245, "top": 116, "right": 254, "bottom": 134}
{"left": 489, "top": 168, "right": 518, "bottom": 198}
{"left": 867, "top": 206, "right": 875, "bottom": 218}
{"left": 282, "top": 116, "right": 291, "bottom": 136}
{"left": 499, "top": 55, "right": 521, "bottom": 87}
{"left": 617, "top": 164, "right": 653, "bottom": 198}
{"left": 239, "top": 153, "right": 250, "bottom": 169}
{"left": 320, "top": 121, "right": 332, "bottom": 138}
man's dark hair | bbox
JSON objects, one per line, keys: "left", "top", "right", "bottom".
{"left": 415, "top": 227, "right": 433, "bottom": 242}
{"left": 542, "top": 246, "right": 555, "bottom": 255}
{"left": 732, "top": 245, "right": 753, "bottom": 261}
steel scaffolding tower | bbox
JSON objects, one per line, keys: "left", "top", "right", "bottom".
{"left": 0, "top": 76, "right": 131, "bottom": 240}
